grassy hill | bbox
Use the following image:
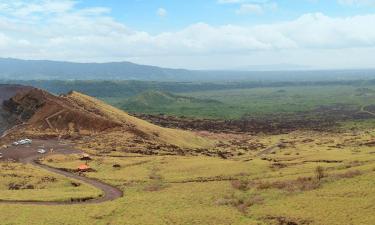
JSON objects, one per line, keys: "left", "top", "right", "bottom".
{"left": 2, "top": 89, "right": 213, "bottom": 150}
{"left": 109, "top": 90, "right": 224, "bottom": 118}
{"left": 68, "top": 91, "right": 213, "bottom": 149}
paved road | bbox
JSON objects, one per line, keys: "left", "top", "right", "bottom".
{"left": 0, "top": 139, "right": 123, "bottom": 205}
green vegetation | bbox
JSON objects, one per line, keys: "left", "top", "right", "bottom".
{"left": 105, "top": 85, "right": 375, "bottom": 121}
{"left": 4, "top": 79, "right": 375, "bottom": 120}
{"left": 105, "top": 90, "right": 224, "bottom": 118}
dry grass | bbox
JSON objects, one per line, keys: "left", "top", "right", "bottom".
{"left": 0, "top": 162, "right": 102, "bottom": 201}
{"left": 69, "top": 92, "right": 214, "bottom": 149}
{"left": 1, "top": 130, "right": 375, "bottom": 224}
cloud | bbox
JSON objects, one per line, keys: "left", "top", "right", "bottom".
{"left": 157, "top": 7, "right": 167, "bottom": 17}
{"left": 338, "top": 0, "right": 375, "bottom": 6}
{"left": 220, "top": 0, "right": 277, "bottom": 15}
{"left": 0, "top": 0, "right": 375, "bottom": 69}
{"left": 236, "top": 4, "right": 263, "bottom": 14}
{"left": 217, "top": 0, "right": 244, "bottom": 3}
{"left": 0, "top": 0, "right": 76, "bottom": 17}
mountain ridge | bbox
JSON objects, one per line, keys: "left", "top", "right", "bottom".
{"left": 2, "top": 58, "right": 375, "bottom": 81}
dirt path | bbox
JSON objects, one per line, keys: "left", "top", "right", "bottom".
{"left": 358, "top": 105, "right": 375, "bottom": 117}
{"left": 0, "top": 140, "right": 123, "bottom": 205}
{"left": 256, "top": 142, "right": 281, "bottom": 157}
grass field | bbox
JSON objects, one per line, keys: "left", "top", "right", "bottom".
{"left": 0, "top": 129, "right": 374, "bottom": 224}
{"left": 0, "top": 162, "right": 102, "bottom": 202}
{"left": 104, "top": 85, "right": 375, "bottom": 120}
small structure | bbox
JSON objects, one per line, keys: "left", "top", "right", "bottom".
{"left": 80, "top": 153, "right": 92, "bottom": 161}
{"left": 78, "top": 164, "right": 90, "bottom": 171}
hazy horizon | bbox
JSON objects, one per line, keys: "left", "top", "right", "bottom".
{"left": 2, "top": 57, "right": 375, "bottom": 72}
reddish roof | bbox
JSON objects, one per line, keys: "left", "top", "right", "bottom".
{"left": 78, "top": 164, "right": 90, "bottom": 170}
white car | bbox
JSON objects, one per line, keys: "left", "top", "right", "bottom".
{"left": 37, "top": 149, "right": 46, "bottom": 154}
{"left": 23, "top": 139, "right": 32, "bottom": 144}
{"left": 13, "top": 139, "right": 32, "bottom": 146}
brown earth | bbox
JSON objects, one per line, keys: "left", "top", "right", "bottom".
{"left": 3, "top": 89, "right": 121, "bottom": 131}
{"left": 133, "top": 104, "right": 372, "bottom": 134}
{"left": 132, "top": 114, "right": 337, "bottom": 134}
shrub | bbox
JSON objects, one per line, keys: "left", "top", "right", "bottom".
{"left": 255, "top": 177, "right": 320, "bottom": 192}
{"left": 231, "top": 179, "right": 251, "bottom": 191}
{"left": 8, "top": 183, "right": 22, "bottom": 190}
{"left": 216, "top": 194, "right": 264, "bottom": 214}
{"left": 315, "top": 166, "right": 325, "bottom": 181}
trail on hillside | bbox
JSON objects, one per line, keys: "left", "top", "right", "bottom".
{"left": 256, "top": 142, "right": 281, "bottom": 156}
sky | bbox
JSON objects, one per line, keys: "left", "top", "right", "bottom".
{"left": 1, "top": 0, "right": 375, "bottom": 70}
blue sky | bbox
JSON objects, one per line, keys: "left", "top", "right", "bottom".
{"left": 77, "top": 0, "right": 375, "bottom": 32}
{"left": 1, "top": 0, "right": 375, "bottom": 69}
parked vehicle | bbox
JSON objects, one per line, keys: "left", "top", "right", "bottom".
{"left": 12, "top": 139, "right": 32, "bottom": 146}
{"left": 37, "top": 149, "right": 46, "bottom": 154}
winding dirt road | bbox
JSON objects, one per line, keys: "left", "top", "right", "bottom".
{"left": 0, "top": 139, "right": 123, "bottom": 205}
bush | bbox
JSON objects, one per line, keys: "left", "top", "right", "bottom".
{"left": 315, "top": 166, "right": 325, "bottom": 181}
{"left": 231, "top": 180, "right": 251, "bottom": 191}
{"left": 255, "top": 177, "right": 320, "bottom": 192}
{"left": 8, "top": 183, "right": 22, "bottom": 190}
{"left": 216, "top": 194, "right": 264, "bottom": 214}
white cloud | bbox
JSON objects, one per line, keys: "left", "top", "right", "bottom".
{"left": 217, "top": 0, "right": 244, "bottom": 4}
{"left": 222, "top": 1, "right": 277, "bottom": 15}
{"left": 0, "top": 1, "right": 375, "bottom": 69}
{"left": 0, "top": 0, "right": 75, "bottom": 17}
{"left": 236, "top": 4, "right": 263, "bottom": 14}
{"left": 157, "top": 8, "right": 167, "bottom": 17}
{"left": 338, "top": 0, "right": 375, "bottom": 6}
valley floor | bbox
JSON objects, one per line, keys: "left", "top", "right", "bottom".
{"left": 0, "top": 130, "right": 374, "bottom": 224}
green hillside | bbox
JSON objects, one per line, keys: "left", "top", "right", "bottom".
{"left": 111, "top": 91, "right": 224, "bottom": 118}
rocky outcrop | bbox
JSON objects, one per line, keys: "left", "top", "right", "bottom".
{"left": 0, "top": 84, "right": 33, "bottom": 135}
{"left": 3, "top": 88, "right": 121, "bottom": 132}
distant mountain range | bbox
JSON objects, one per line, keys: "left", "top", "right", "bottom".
{"left": 0, "top": 58, "right": 192, "bottom": 80}
{"left": 1, "top": 58, "right": 375, "bottom": 81}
